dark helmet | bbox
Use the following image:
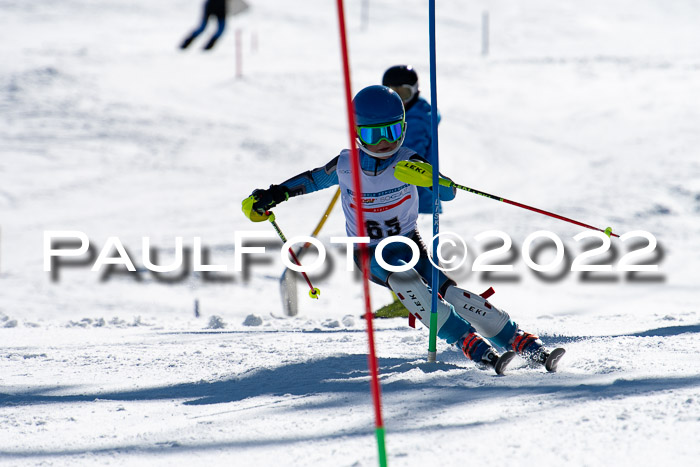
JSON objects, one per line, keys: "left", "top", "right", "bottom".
{"left": 382, "top": 65, "right": 419, "bottom": 103}
{"left": 382, "top": 65, "right": 418, "bottom": 87}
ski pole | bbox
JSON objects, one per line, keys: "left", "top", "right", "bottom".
{"left": 395, "top": 160, "right": 619, "bottom": 238}
{"left": 282, "top": 187, "right": 340, "bottom": 272}
{"left": 266, "top": 211, "right": 321, "bottom": 299}
{"left": 278, "top": 188, "right": 339, "bottom": 316}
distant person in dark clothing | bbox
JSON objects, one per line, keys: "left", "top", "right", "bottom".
{"left": 180, "top": 0, "right": 227, "bottom": 51}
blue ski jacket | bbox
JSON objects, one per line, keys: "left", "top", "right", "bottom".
{"left": 403, "top": 96, "right": 442, "bottom": 214}
{"left": 279, "top": 148, "right": 454, "bottom": 204}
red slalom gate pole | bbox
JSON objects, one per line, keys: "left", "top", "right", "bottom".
{"left": 335, "top": 1, "right": 387, "bottom": 465}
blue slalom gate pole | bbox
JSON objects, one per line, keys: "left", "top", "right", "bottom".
{"left": 427, "top": 0, "right": 440, "bottom": 363}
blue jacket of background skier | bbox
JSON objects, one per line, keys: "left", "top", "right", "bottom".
{"left": 403, "top": 96, "right": 441, "bottom": 214}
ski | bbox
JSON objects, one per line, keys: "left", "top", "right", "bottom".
{"left": 494, "top": 350, "right": 516, "bottom": 375}
{"left": 544, "top": 347, "right": 566, "bottom": 372}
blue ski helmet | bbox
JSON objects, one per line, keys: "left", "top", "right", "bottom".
{"left": 352, "top": 85, "right": 406, "bottom": 158}
{"left": 353, "top": 85, "right": 405, "bottom": 126}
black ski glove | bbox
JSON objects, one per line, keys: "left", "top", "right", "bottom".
{"left": 250, "top": 184, "right": 290, "bottom": 214}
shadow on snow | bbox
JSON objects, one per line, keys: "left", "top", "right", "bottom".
{"left": 1, "top": 350, "right": 699, "bottom": 458}
{"left": 1, "top": 323, "right": 699, "bottom": 459}
{"left": 1, "top": 353, "right": 699, "bottom": 409}
{"left": 539, "top": 322, "right": 700, "bottom": 346}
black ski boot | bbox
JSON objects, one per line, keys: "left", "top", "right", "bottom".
{"left": 463, "top": 332, "right": 515, "bottom": 375}
{"left": 180, "top": 35, "right": 195, "bottom": 49}
{"left": 512, "top": 331, "right": 565, "bottom": 372}
{"left": 203, "top": 36, "right": 219, "bottom": 50}
{"left": 481, "top": 348, "right": 516, "bottom": 375}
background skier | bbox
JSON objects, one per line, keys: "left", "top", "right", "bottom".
{"left": 180, "top": 0, "right": 228, "bottom": 51}
{"left": 382, "top": 65, "right": 440, "bottom": 214}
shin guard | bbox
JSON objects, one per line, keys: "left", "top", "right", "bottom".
{"left": 388, "top": 269, "right": 472, "bottom": 345}
{"left": 443, "top": 285, "right": 517, "bottom": 347}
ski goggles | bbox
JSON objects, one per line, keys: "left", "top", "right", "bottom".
{"left": 389, "top": 83, "right": 418, "bottom": 103}
{"left": 356, "top": 121, "right": 405, "bottom": 146}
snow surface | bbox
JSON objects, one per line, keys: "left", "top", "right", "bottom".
{"left": 1, "top": 0, "right": 699, "bottom": 465}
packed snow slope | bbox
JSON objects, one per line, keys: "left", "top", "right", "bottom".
{"left": 1, "top": 0, "right": 699, "bottom": 466}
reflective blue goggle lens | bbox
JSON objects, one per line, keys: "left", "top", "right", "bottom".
{"left": 357, "top": 122, "right": 404, "bottom": 145}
